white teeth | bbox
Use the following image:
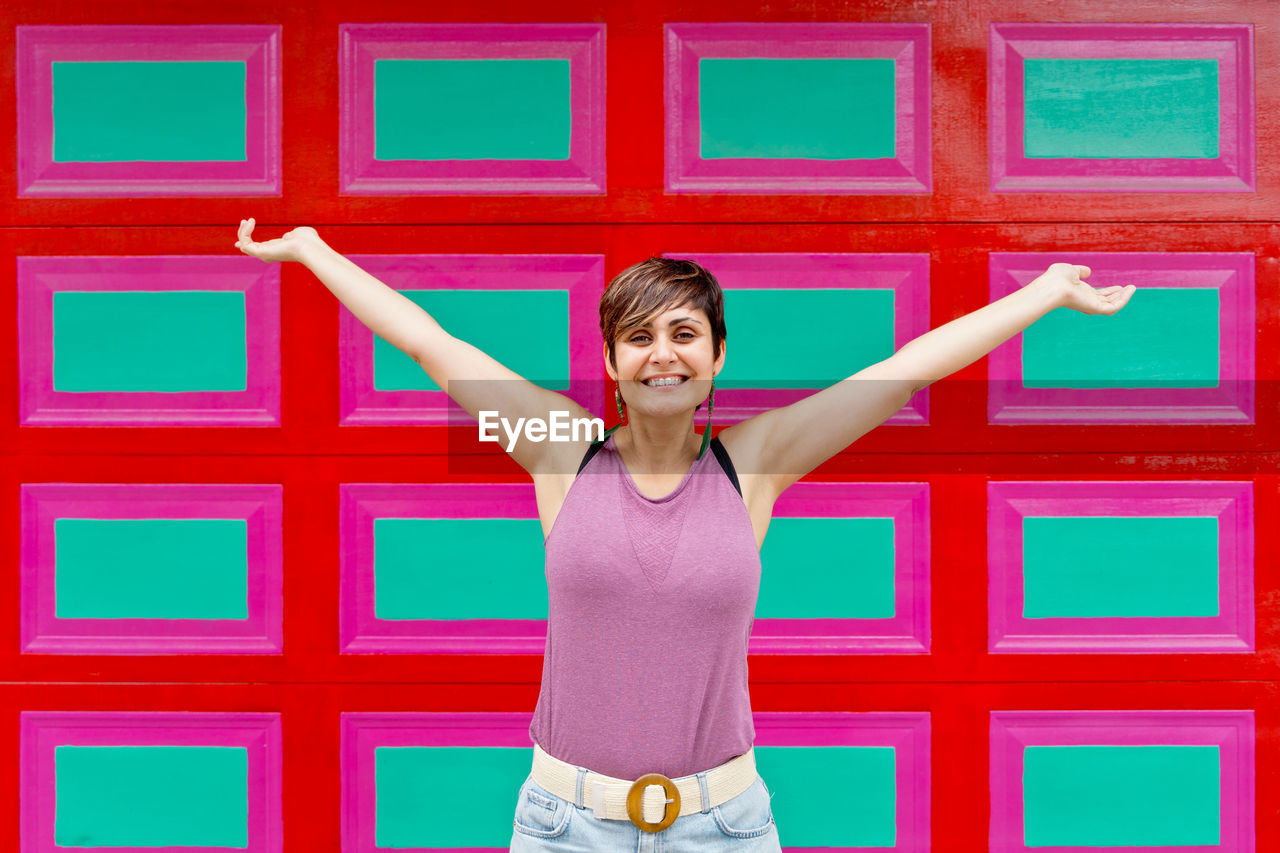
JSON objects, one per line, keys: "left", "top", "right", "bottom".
{"left": 644, "top": 377, "right": 685, "bottom": 386}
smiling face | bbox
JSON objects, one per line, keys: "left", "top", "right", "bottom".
{"left": 605, "top": 302, "right": 725, "bottom": 420}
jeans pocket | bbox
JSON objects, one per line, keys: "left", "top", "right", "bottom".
{"left": 711, "top": 776, "right": 775, "bottom": 839}
{"left": 512, "top": 776, "right": 573, "bottom": 839}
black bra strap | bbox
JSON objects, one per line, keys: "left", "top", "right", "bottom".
{"left": 576, "top": 440, "right": 608, "bottom": 475}
{"left": 709, "top": 436, "right": 742, "bottom": 497}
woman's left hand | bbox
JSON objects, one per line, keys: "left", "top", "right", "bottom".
{"left": 1036, "top": 262, "right": 1136, "bottom": 315}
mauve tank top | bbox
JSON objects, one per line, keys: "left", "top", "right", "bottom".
{"left": 529, "top": 434, "right": 761, "bottom": 780}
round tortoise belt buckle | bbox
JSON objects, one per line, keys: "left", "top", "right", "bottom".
{"left": 626, "top": 773, "right": 681, "bottom": 833}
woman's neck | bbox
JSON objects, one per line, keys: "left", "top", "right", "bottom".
{"left": 614, "top": 417, "right": 700, "bottom": 475}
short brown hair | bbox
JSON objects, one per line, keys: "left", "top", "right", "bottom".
{"left": 599, "top": 258, "right": 726, "bottom": 367}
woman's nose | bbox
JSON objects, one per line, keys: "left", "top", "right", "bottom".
{"left": 650, "top": 337, "right": 677, "bottom": 363}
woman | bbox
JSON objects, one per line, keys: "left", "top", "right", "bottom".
{"left": 235, "top": 219, "right": 1134, "bottom": 851}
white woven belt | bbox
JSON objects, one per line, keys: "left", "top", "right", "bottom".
{"left": 530, "top": 743, "right": 756, "bottom": 831}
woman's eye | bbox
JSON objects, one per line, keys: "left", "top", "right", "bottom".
{"left": 629, "top": 335, "right": 650, "bottom": 344}
{"left": 675, "top": 331, "right": 695, "bottom": 340}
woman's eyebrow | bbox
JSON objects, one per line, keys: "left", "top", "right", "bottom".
{"left": 626, "top": 316, "right": 702, "bottom": 333}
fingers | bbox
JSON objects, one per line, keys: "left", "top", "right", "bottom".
{"left": 1097, "top": 284, "right": 1136, "bottom": 313}
{"left": 236, "top": 218, "right": 259, "bottom": 255}
{"left": 1074, "top": 264, "right": 1092, "bottom": 280}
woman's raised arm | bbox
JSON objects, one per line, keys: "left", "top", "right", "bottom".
{"left": 235, "top": 219, "right": 592, "bottom": 475}
{"left": 720, "top": 263, "right": 1136, "bottom": 498}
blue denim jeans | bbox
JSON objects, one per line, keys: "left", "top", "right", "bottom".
{"left": 509, "top": 768, "right": 782, "bottom": 852}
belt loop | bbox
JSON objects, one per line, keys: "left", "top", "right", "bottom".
{"left": 574, "top": 766, "right": 587, "bottom": 809}
{"left": 697, "top": 771, "right": 712, "bottom": 814}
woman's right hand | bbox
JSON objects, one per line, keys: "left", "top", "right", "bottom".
{"left": 235, "top": 218, "right": 324, "bottom": 263}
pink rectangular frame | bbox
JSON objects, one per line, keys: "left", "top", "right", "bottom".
{"left": 17, "top": 255, "right": 281, "bottom": 426}
{"left": 666, "top": 253, "right": 930, "bottom": 424}
{"left": 342, "top": 481, "right": 929, "bottom": 656}
{"left": 339, "top": 483, "right": 546, "bottom": 654}
{"left": 988, "top": 481, "right": 1254, "bottom": 654}
{"left": 20, "top": 483, "right": 284, "bottom": 655}
{"left": 989, "top": 23, "right": 1255, "bottom": 193}
{"left": 988, "top": 252, "right": 1255, "bottom": 424}
{"left": 16, "top": 25, "right": 281, "bottom": 197}
{"left": 750, "top": 483, "right": 931, "bottom": 655}
{"left": 990, "top": 710, "right": 1254, "bottom": 853}
{"left": 755, "top": 711, "right": 931, "bottom": 853}
{"left": 341, "top": 711, "right": 533, "bottom": 853}
{"left": 20, "top": 711, "right": 283, "bottom": 853}
{"left": 665, "top": 23, "right": 931, "bottom": 194}
{"left": 339, "top": 24, "right": 606, "bottom": 195}
{"left": 340, "top": 711, "right": 930, "bottom": 853}
{"left": 338, "top": 255, "right": 603, "bottom": 425}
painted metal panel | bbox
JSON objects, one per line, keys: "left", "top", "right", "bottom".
{"left": 753, "top": 712, "right": 931, "bottom": 853}
{"left": 662, "top": 252, "right": 930, "bottom": 425}
{"left": 339, "top": 24, "right": 606, "bottom": 195}
{"left": 15, "top": 25, "right": 281, "bottom": 197}
{"left": 988, "top": 252, "right": 1255, "bottom": 424}
{"left": 665, "top": 23, "right": 931, "bottom": 194}
{"left": 989, "top": 23, "right": 1254, "bottom": 192}
{"left": 20, "top": 711, "right": 283, "bottom": 853}
{"left": 751, "top": 482, "right": 931, "bottom": 654}
{"left": 337, "top": 255, "right": 602, "bottom": 425}
{"left": 341, "top": 713, "right": 530, "bottom": 853}
{"left": 340, "top": 711, "right": 930, "bottom": 853}
{"left": 0, "top": 1, "right": 1274, "bottom": 851}
{"left": 990, "top": 710, "right": 1254, "bottom": 853}
{"left": 20, "top": 484, "right": 284, "bottom": 654}
{"left": 339, "top": 484, "right": 545, "bottom": 654}
{"left": 988, "top": 481, "right": 1254, "bottom": 653}
{"left": 17, "top": 256, "right": 281, "bottom": 426}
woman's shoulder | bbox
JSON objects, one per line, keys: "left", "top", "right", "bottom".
{"left": 713, "top": 418, "right": 769, "bottom": 472}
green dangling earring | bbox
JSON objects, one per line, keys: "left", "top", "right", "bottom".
{"left": 601, "top": 383, "right": 625, "bottom": 442}
{"left": 696, "top": 381, "right": 715, "bottom": 460}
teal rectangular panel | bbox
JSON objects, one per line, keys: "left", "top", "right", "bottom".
{"left": 376, "top": 746, "right": 529, "bottom": 847}
{"left": 374, "top": 290, "right": 570, "bottom": 391}
{"left": 1022, "top": 516, "right": 1219, "bottom": 618}
{"left": 1022, "top": 288, "right": 1220, "bottom": 388}
{"left": 55, "top": 745, "right": 248, "bottom": 847}
{"left": 699, "top": 58, "right": 896, "bottom": 159}
{"left": 1023, "top": 745, "right": 1221, "bottom": 846}
{"left": 1023, "top": 59, "right": 1219, "bottom": 159}
{"left": 374, "top": 59, "right": 571, "bottom": 161}
{"left": 756, "top": 746, "right": 896, "bottom": 847}
{"left": 374, "top": 518, "right": 548, "bottom": 619}
{"left": 52, "top": 61, "right": 247, "bottom": 163}
{"left": 53, "top": 291, "right": 248, "bottom": 392}
{"left": 718, "top": 289, "right": 895, "bottom": 389}
{"left": 55, "top": 518, "right": 249, "bottom": 619}
{"left": 758, "top": 517, "right": 895, "bottom": 618}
